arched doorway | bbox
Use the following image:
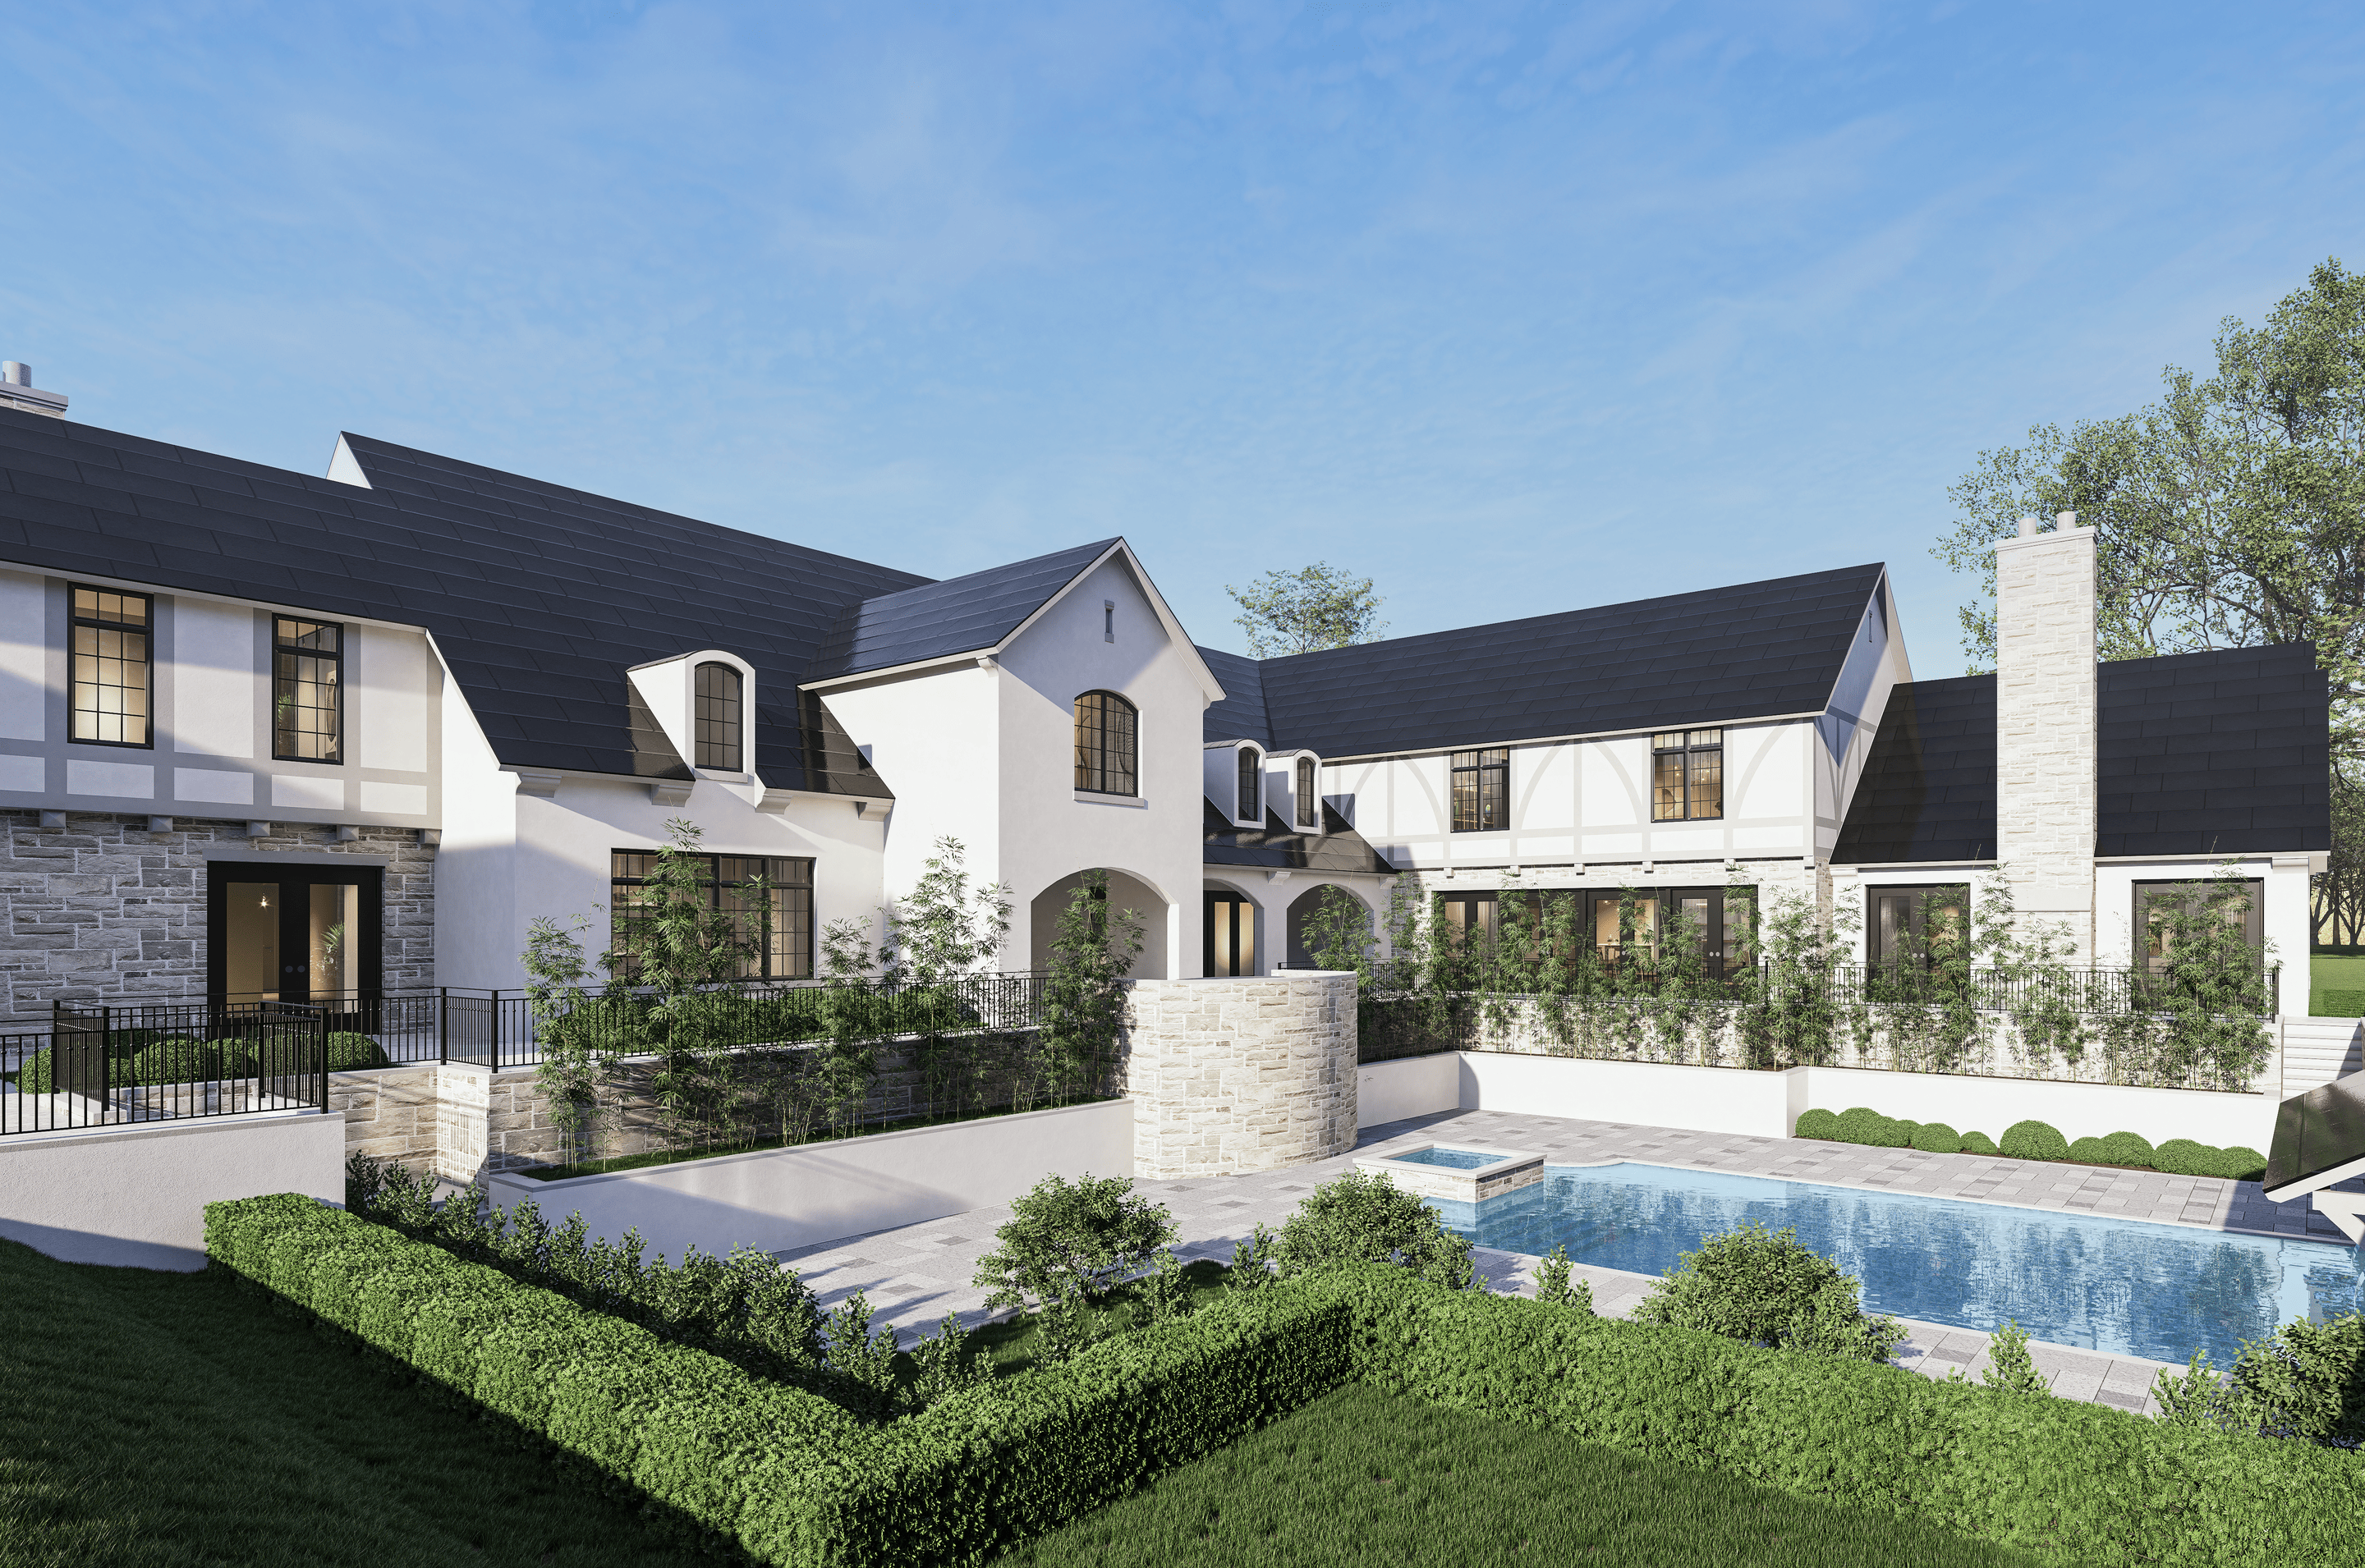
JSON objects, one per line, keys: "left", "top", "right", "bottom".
{"left": 1028, "top": 869, "right": 1170, "bottom": 979}
{"left": 1284, "top": 883, "right": 1375, "bottom": 969}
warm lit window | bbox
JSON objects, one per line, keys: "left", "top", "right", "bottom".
{"left": 70, "top": 586, "right": 152, "bottom": 747}
{"left": 1296, "top": 755, "right": 1316, "bottom": 828}
{"left": 1651, "top": 730, "right": 1724, "bottom": 821}
{"left": 695, "top": 663, "right": 743, "bottom": 770}
{"left": 1074, "top": 690, "right": 1138, "bottom": 795}
{"left": 1867, "top": 884, "right": 1969, "bottom": 970}
{"left": 609, "top": 851, "right": 813, "bottom": 978}
{"left": 1237, "top": 747, "right": 1261, "bottom": 821}
{"left": 273, "top": 617, "right": 343, "bottom": 762}
{"left": 1449, "top": 748, "right": 1509, "bottom": 832}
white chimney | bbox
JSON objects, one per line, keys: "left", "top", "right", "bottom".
{"left": 1993, "top": 511, "right": 2096, "bottom": 955}
{"left": 1, "top": 361, "right": 68, "bottom": 419}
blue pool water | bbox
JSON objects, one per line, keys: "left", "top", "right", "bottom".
{"left": 1431, "top": 1163, "right": 2365, "bottom": 1364}
{"left": 1392, "top": 1146, "right": 1504, "bottom": 1171}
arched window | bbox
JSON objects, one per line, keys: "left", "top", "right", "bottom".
{"left": 1237, "top": 747, "right": 1261, "bottom": 821}
{"left": 1296, "top": 756, "right": 1316, "bottom": 828}
{"left": 695, "top": 662, "right": 743, "bottom": 770}
{"left": 1074, "top": 690, "right": 1138, "bottom": 795}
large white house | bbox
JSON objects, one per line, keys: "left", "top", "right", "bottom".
{"left": 0, "top": 383, "right": 2330, "bottom": 1025}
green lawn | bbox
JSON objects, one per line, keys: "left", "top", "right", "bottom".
{"left": 996, "top": 1381, "right": 2037, "bottom": 1568}
{"left": 0, "top": 1237, "right": 698, "bottom": 1567}
{"left": 2312, "top": 953, "right": 2365, "bottom": 1016}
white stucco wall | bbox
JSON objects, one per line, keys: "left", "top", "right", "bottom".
{"left": 0, "top": 1109, "right": 345, "bottom": 1270}
{"left": 482, "top": 1098, "right": 1134, "bottom": 1257}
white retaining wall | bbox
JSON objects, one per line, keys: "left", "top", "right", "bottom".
{"left": 0, "top": 1109, "right": 345, "bottom": 1270}
{"left": 1359, "top": 1052, "right": 2280, "bottom": 1152}
{"left": 483, "top": 1098, "right": 1134, "bottom": 1259}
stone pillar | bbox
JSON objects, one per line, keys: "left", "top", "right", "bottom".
{"left": 1123, "top": 971, "right": 1358, "bottom": 1180}
{"left": 1995, "top": 514, "right": 2096, "bottom": 956}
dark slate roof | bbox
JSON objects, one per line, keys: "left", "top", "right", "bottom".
{"left": 0, "top": 410, "right": 924, "bottom": 789}
{"left": 1198, "top": 645, "right": 1270, "bottom": 745}
{"left": 1229, "top": 563, "right": 1886, "bottom": 758}
{"left": 1204, "top": 800, "right": 1398, "bottom": 874}
{"left": 810, "top": 539, "right": 1120, "bottom": 682}
{"left": 1831, "top": 644, "right": 2329, "bottom": 864}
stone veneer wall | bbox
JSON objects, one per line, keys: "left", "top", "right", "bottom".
{"left": 1123, "top": 971, "right": 1358, "bottom": 1180}
{"left": 1994, "top": 520, "right": 2099, "bottom": 953}
{"left": 0, "top": 809, "right": 436, "bottom": 1027}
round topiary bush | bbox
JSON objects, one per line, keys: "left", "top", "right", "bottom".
{"left": 1833, "top": 1107, "right": 1910, "bottom": 1148}
{"left": 2098, "top": 1130, "right": 2157, "bottom": 1168}
{"left": 1999, "top": 1119, "right": 2069, "bottom": 1161}
{"left": 2066, "top": 1135, "right": 2111, "bottom": 1164}
{"left": 126, "top": 1038, "right": 227, "bottom": 1086}
{"left": 1793, "top": 1108, "right": 1842, "bottom": 1140}
{"left": 325, "top": 1032, "right": 393, "bottom": 1072}
{"left": 2150, "top": 1138, "right": 2217, "bottom": 1176}
{"left": 1959, "top": 1130, "right": 1999, "bottom": 1155}
{"left": 15, "top": 1047, "right": 55, "bottom": 1093}
{"left": 1909, "top": 1121, "right": 1961, "bottom": 1154}
{"left": 2216, "top": 1145, "right": 2267, "bottom": 1181}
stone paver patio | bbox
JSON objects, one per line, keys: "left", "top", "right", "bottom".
{"left": 778, "top": 1106, "right": 2359, "bottom": 1416}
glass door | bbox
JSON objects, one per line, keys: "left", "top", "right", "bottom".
{"left": 208, "top": 864, "right": 382, "bottom": 1012}
{"left": 1205, "top": 892, "right": 1254, "bottom": 976}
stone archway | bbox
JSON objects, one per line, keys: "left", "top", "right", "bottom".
{"left": 1027, "top": 868, "right": 1171, "bottom": 979}
{"left": 1283, "top": 881, "right": 1382, "bottom": 969}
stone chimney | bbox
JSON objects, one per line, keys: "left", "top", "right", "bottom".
{"left": 1, "top": 362, "right": 67, "bottom": 419}
{"left": 1994, "top": 511, "right": 2096, "bottom": 956}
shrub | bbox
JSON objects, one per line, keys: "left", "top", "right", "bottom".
{"left": 2217, "top": 1145, "right": 2267, "bottom": 1181}
{"left": 1792, "top": 1107, "right": 1842, "bottom": 1140}
{"left": 325, "top": 1031, "right": 393, "bottom": 1071}
{"left": 1832, "top": 1106, "right": 1910, "bottom": 1148}
{"left": 1999, "top": 1119, "right": 2069, "bottom": 1161}
{"left": 2153, "top": 1138, "right": 2222, "bottom": 1177}
{"left": 2068, "top": 1135, "right": 2112, "bottom": 1164}
{"left": 1909, "top": 1121, "right": 1962, "bottom": 1154}
{"left": 971, "top": 1173, "right": 1176, "bottom": 1362}
{"left": 2099, "top": 1130, "right": 2158, "bottom": 1167}
{"left": 1628, "top": 1222, "right": 1905, "bottom": 1364}
{"left": 1271, "top": 1169, "right": 1476, "bottom": 1291}
{"left": 1959, "top": 1130, "right": 1999, "bottom": 1154}
{"left": 1533, "top": 1244, "right": 1593, "bottom": 1314}
{"left": 1977, "top": 1319, "right": 2050, "bottom": 1396}
{"left": 2154, "top": 1313, "right": 2365, "bottom": 1446}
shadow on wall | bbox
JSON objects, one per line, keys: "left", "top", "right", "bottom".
{"left": 1030, "top": 869, "right": 1168, "bottom": 979}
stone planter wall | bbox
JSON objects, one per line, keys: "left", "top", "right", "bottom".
{"left": 1123, "top": 970, "right": 1358, "bottom": 1180}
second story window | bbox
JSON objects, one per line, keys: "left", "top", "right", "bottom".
{"left": 71, "top": 585, "right": 152, "bottom": 747}
{"left": 273, "top": 617, "right": 343, "bottom": 762}
{"left": 1450, "top": 748, "right": 1508, "bottom": 832}
{"left": 1652, "top": 729, "right": 1724, "bottom": 821}
{"left": 695, "top": 662, "right": 743, "bottom": 770}
{"left": 1296, "top": 755, "right": 1316, "bottom": 828}
{"left": 1074, "top": 690, "right": 1138, "bottom": 795}
{"left": 1237, "top": 746, "right": 1261, "bottom": 821}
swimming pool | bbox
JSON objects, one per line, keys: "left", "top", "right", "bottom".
{"left": 1430, "top": 1162, "right": 2365, "bottom": 1364}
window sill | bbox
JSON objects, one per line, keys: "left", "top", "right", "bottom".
{"left": 1076, "top": 790, "right": 1148, "bottom": 809}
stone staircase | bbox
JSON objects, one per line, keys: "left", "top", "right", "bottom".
{"left": 2278, "top": 1016, "right": 2365, "bottom": 1096}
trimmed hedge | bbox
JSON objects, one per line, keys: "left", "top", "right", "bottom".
{"left": 1798, "top": 1112, "right": 2264, "bottom": 1181}
{"left": 16, "top": 1029, "right": 388, "bottom": 1091}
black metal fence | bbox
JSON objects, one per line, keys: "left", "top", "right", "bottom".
{"left": 2, "top": 1002, "right": 328, "bottom": 1136}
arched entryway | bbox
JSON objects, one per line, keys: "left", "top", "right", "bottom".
{"left": 1028, "top": 869, "right": 1171, "bottom": 979}
{"left": 1284, "top": 882, "right": 1380, "bottom": 969}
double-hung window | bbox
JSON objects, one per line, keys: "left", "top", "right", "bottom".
{"left": 273, "top": 617, "right": 343, "bottom": 762}
{"left": 609, "top": 851, "right": 814, "bottom": 979}
{"left": 1449, "top": 748, "right": 1509, "bottom": 832}
{"left": 1651, "top": 730, "right": 1723, "bottom": 820}
{"left": 70, "top": 586, "right": 152, "bottom": 746}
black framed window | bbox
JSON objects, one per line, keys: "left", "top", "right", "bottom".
{"left": 1867, "top": 884, "right": 1970, "bottom": 970}
{"left": 1437, "top": 892, "right": 1499, "bottom": 955}
{"left": 1296, "top": 755, "right": 1317, "bottom": 828}
{"left": 1237, "top": 747, "right": 1261, "bottom": 821}
{"left": 1450, "top": 748, "right": 1509, "bottom": 832}
{"left": 695, "top": 663, "right": 743, "bottom": 770}
{"left": 70, "top": 585, "right": 152, "bottom": 747}
{"left": 2136, "top": 879, "right": 2264, "bottom": 976}
{"left": 1074, "top": 691, "right": 1139, "bottom": 795}
{"left": 273, "top": 617, "right": 343, "bottom": 763}
{"left": 1651, "top": 729, "right": 1724, "bottom": 821}
{"left": 609, "top": 851, "right": 814, "bottom": 979}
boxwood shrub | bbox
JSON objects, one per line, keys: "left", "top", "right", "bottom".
{"left": 1909, "top": 1121, "right": 1962, "bottom": 1154}
{"left": 1959, "top": 1130, "right": 1999, "bottom": 1154}
{"left": 2000, "top": 1119, "right": 2070, "bottom": 1162}
{"left": 1796, "top": 1111, "right": 2262, "bottom": 1180}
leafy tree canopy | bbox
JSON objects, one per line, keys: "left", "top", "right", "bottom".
{"left": 1226, "top": 562, "right": 1386, "bottom": 658}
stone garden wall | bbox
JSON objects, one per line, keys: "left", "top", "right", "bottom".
{"left": 1123, "top": 970, "right": 1358, "bottom": 1180}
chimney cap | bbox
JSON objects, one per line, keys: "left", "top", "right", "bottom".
{"left": 2057, "top": 511, "right": 2080, "bottom": 530}
{"left": 1, "top": 362, "right": 27, "bottom": 387}
{"left": 2017, "top": 516, "right": 2040, "bottom": 538}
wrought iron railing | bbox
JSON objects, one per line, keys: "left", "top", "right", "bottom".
{"left": 2, "top": 1002, "right": 328, "bottom": 1136}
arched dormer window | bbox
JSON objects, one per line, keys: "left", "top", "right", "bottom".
{"left": 695, "top": 662, "right": 743, "bottom": 770}
{"left": 1074, "top": 690, "right": 1138, "bottom": 795}
{"left": 1296, "top": 755, "right": 1316, "bottom": 828}
{"left": 1237, "top": 746, "right": 1261, "bottom": 822}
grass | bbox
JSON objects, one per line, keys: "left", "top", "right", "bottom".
{"left": 997, "top": 1381, "right": 2038, "bottom": 1568}
{"left": 0, "top": 1237, "right": 700, "bottom": 1567}
{"left": 2311, "top": 953, "right": 2365, "bottom": 1016}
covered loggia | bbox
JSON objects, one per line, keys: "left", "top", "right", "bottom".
{"left": 1028, "top": 869, "right": 1172, "bottom": 979}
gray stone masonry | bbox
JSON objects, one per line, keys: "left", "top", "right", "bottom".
{"left": 1123, "top": 972, "right": 1358, "bottom": 1179}
{"left": 0, "top": 809, "right": 435, "bottom": 1027}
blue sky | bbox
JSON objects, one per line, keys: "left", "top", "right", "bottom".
{"left": 5, "top": 3, "right": 2362, "bottom": 677}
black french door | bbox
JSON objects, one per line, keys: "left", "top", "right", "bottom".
{"left": 206, "top": 863, "right": 383, "bottom": 1008}
{"left": 1205, "top": 892, "right": 1254, "bottom": 976}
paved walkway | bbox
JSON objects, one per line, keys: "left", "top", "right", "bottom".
{"left": 778, "top": 1107, "right": 2358, "bottom": 1416}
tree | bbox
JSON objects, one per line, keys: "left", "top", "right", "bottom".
{"left": 1038, "top": 870, "right": 1144, "bottom": 1104}
{"left": 1934, "top": 258, "right": 2364, "bottom": 941}
{"left": 1225, "top": 562, "right": 1386, "bottom": 658}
